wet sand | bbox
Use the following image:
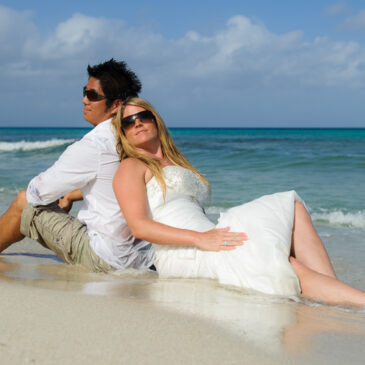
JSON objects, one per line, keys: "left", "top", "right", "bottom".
{"left": 1, "top": 238, "right": 365, "bottom": 364}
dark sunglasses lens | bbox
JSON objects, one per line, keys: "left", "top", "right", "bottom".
{"left": 121, "top": 110, "right": 155, "bottom": 130}
{"left": 122, "top": 115, "right": 135, "bottom": 129}
{"left": 83, "top": 87, "right": 104, "bottom": 101}
{"left": 138, "top": 111, "right": 155, "bottom": 120}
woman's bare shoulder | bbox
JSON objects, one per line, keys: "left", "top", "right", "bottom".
{"left": 117, "top": 158, "right": 147, "bottom": 178}
{"left": 117, "top": 158, "right": 154, "bottom": 185}
{"left": 120, "top": 157, "right": 145, "bottom": 168}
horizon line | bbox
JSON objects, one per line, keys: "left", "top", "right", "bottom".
{"left": 1, "top": 126, "right": 365, "bottom": 130}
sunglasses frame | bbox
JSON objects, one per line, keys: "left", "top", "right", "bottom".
{"left": 121, "top": 110, "right": 156, "bottom": 131}
{"left": 83, "top": 86, "right": 106, "bottom": 102}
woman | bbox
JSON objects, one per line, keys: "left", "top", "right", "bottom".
{"left": 112, "top": 97, "right": 365, "bottom": 306}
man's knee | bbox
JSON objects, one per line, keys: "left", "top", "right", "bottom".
{"left": 12, "top": 190, "right": 27, "bottom": 215}
{"left": 0, "top": 190, "right": 27, "bottom": 249}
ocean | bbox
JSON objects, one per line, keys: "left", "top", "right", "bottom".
{"left": 1, "top": 127, "right": 365, "bottom": 286}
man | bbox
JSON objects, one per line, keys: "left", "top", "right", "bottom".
{"left": 0, "top": 59, "right": 154, "bottom": 272}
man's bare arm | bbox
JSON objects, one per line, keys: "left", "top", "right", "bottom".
{"left": 58, "top": 189, "right": 83, "bottom": 213}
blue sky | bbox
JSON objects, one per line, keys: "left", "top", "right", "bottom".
{"left": 0, "top": 1, "right": 365, "bottom": 127}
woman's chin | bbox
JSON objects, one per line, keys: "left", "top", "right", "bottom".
{"left": 130, "top": 135, "right": 158, "bottom": 150}
{"left": 132, "top": 140, "right": 155, "bottom": 152}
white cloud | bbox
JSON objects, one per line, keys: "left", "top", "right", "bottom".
{"left": 342, "top": 9, "right": 365, "bottom": 31}
{"left": 324, "top": 3, "right": 349, "bottom": 17}
{"left": 0, "top": 6, "right": 37, "bottom": 63}
{"left": 0, "top": 5, "right": 365, "bottom": 126}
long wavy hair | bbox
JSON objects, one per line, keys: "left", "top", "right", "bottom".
{"left": 111, "top": 97, "right": 210, "bottom": 196}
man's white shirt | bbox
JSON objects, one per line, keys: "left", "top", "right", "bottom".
{"left": 26, "top": 119, "right": 154, "bottom": 269}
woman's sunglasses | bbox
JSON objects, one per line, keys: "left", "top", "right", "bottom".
{"left": 83, "top": 87, "right": 106, "bottom": 102}
{"left": 121, "top": 110, "right": 155, "bottom": 130}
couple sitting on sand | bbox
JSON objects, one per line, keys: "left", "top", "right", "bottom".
{"left": 1, "top": 59, "right": 364, "bottom": 307}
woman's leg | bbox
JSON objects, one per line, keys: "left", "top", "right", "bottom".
{"left": 290, "top": 257, "right": 365, "bottom": 306}
{"left": 291, "top": 202, "right": 336, "bottom": 278}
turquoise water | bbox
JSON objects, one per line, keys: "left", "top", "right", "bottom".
{"left": 1, "top": 127, "right": 364, "bottom": 245}
{"left": 1, "top": 127, "right": 364, "bottom": 219}
{"left": 172, "top": 128, "right": 365, "bottom": 214}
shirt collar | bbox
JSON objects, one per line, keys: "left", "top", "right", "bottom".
{"left": 93, "top": 117, "right": 112, "bottom": 130}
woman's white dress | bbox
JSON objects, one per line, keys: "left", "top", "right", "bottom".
{"left": 146, "top": 166, "right": 301, "bottom": 296}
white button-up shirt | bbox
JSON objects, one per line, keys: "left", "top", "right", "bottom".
{"left": 26, "top": 119, "right": 154, "bottom": 269}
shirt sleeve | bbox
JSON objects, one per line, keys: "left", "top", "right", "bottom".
{"left": 26, "top": 136, "right": 99, "bottom": 206}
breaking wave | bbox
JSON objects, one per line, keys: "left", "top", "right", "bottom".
{"left": 312, "top": 210, "right": 365, "bottom": 230}
{"left": 0, "top": 139, "right": 75, "bottom": 152}
{"left": 206, "top": 206, "right": 365, "bottom": 230}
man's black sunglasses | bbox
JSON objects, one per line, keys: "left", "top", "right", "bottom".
{"left": 83, "top": 87, "right": 106, "bottom": 102}
{"left": 121, "top": 110, "right": 155, "bottom": 130}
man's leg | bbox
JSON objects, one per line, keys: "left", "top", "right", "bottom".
{"left": 17, "top": 201, "right": 114, "bottom": 272}
{"left": 0, "top": 190, "right": 27, "bottom": 252}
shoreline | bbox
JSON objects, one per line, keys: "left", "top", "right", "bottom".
{"left": 1, "top": 239, "right": 365, "bottom": 364}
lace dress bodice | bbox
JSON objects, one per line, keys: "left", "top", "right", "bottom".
{"left": 146, "top": 166, "right": 215, "bottom": 232}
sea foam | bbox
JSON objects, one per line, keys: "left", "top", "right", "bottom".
{"left": 312, "top": 210, "right": 365, "bottom": 230}
{"left": 0, "top": 139, "right": 75, "bottom": 152}
{"left": 205, "top": 206, "right": 228, "bottom": 215}
{"left": 206, "top": 205, "right": 365, "bottom": 230}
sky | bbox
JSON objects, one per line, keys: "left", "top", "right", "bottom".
{"left": 0, "top": 0, "right": 365, "bottom": 128}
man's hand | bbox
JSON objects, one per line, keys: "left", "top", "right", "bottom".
{"left": 58, "top": 189, "right": 83, "bottom": 213}
{"left": 58, "top": 195, "right": 73, "bottom": 213}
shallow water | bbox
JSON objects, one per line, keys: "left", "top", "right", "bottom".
{"left": 1, "top": 240, "right": 365, "bottom": 363}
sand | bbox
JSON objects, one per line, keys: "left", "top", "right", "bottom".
{"left": 1, "top": 238, "right": 365, "bottom": 364}
{"left": 0, "top": 282, "right": 277, "bottom": 365}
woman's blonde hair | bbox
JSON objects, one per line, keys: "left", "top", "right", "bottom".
{"left": 111, "top": 97, "right": 210, "bottom": 196}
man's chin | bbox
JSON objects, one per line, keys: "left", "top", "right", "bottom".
{"left": 83, "top": 113, "right": 93, "bottom": 124}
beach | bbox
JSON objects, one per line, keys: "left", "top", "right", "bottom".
{"left": 1, "top": 127, "right": 365, "bottom": 363}
{"left": 1, "top": 238, "right": 365, "bottom": 364}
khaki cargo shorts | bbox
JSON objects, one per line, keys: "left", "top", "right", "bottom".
{"left": 20, "top": 202, "right": 114, "bottom": 273}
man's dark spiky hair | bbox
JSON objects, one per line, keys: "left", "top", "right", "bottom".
{"left": 87, "top": 58, "right": 142, "bottom": 108}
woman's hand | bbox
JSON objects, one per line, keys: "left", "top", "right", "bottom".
{"left": 193, "top": 227, "right": 248, "bottom": 251}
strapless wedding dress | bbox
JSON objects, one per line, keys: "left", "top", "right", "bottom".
{"left": 146, "top": 166, "right": 301, "bottom": 296}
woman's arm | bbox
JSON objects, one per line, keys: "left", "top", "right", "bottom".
{"left": 113, "top": 158, "right": 246, "bottom": 251}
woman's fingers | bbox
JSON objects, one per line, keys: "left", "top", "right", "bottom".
{"left": 197, "top": 228, "right": 249, "bottom": 251}
{"left": 215, "top": 227, "right": 248, "bottom": 238}
{"left": 220, "top": 245, "right": 238, "bottom": 251}
{"left": 218, "top": 230, "right": 248, "bottom": 250}
{"left": 224, "top": 232, "right": 248, "bottom": 240}
{"left": 221, "top": 241, "right": 243, "bottom": 247}
{"left": 221, "top": 231, "right": 248, "bottom": 244}
{"left": 215, "top": 227, "right": 231, "bottom": 232}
